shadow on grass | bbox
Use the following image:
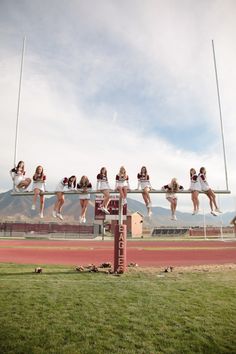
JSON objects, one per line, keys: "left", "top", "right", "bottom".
{"left": 0, "top": 270, "right": 111, "bottom": 277}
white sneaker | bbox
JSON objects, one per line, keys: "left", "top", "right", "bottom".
{"left": 31, "top": 204, "right": 36, "bottom": 210}
{"left": 171, "top": 215, "right": 177, "bottom": 221}
{"left": 211, "top": 211, "right": 217, "bottom": 216}
{"left": 57, "top": 213, "right": 63, "bottom": 220}
{"left": 79, "top": 216, "right": 83, "bottom": 223}
{"left": 40, "top": 212, "right": 44, "bottom": 218}
{"left": 52, "top": 210, "right": 57, "bottom": 218}
{"left": 148, "top": 210, "right": 152, "bottom": 217}
{"left": 147, "top": 202, "right": 152, "bottom": 208}
{"left": 215, "top": 208, "right": 222, "bottom": 213}
{"left": 83, "top": 217, "right": 86, "bottom": 223}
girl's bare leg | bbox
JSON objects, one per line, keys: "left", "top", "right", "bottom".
{"left": 191, "top": 192, "right": 195, "bottom": 210}
{"left": 57, "top": 194, "right": 65, "bottom": 213}
{"left": 117, "top": 186, "right": 124, "bottom": 199}
{"left": 206, "top": 192, "right": 214, "bottom": 211}
{"left": 173, "top": 199, "right": 177, "bottom": 214}
{"left": 142, "top": 191, "right": 148, "bottom": 205}
{"left": 58, "top": 198, "right": 65, "bottom": 213}
{"left": 32, "top": 188, "right": 40, "bottom": 207}
{"left": 144, "top": 187, "right": 151, "bottom": 204}
{"left": 142, "top": 188, "right": 151, "bottom": 206}
{"left": 192, "top": 191, "right": 199, "bottom": 213}
{"left": 40, "top": 195, "right": 44, "bottom": 213}
{"left": 209, "top": 190, "right": 218, "bottom": 209}
{"left": 167, "top": 197, "right": 175, "bottom": 216}
{"left": 18, "top": 178, "right": 31, "bottom": 189}
{"left": 142, "top": 188, "right": 151, "bottom": 216}
{"left": 80, "top": 200, "right": 83, "bottom": 217}
{"left": 81, "top": 200, "right": 89, "bottom": 218}
{"left": 195, "top": 191, "right": 200, "bottom": 210}
{"left": 54, "top": 193, "right": 62, "bottom": 212}
{"left": 102, "top": 190, "right": 110, "bottom": 209}
{"left": 123, "top": 187, "right": 127, "bottom": 200}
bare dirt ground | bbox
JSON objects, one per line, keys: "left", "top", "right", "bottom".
{"left": 127, "top": 263, "right": 236, "bottom": 274}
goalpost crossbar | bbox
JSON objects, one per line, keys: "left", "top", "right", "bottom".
{"left": 11, "top": 189, "right": 231, "bottom": 196}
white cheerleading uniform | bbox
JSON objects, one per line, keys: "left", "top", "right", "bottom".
{"left": 77, "top": 182, "right": 92, "bottom": 200}
{"left": 10, "top": 170, "right": 25, "bottom": 186}
{"left": 115, "top": 175, "right": 130, "bottom": 188}
{"left": 189, "top": 174, "right": 201, "bottom": 192}
{"left": 32, "top": 174, "right": 46, "bottom": 192}
{"left": 97, "top": 174, "right": 110, "bottom": 190}
{"left": 137, "top": 173, "right": 151, "bottom": 190}
{"left": 55, "top": 177, "right": 72, "bottom": 192}
{"left": 198, "top": 173, "right": 210, "bottom": 192}
{"left": 162, "top": 184, "right": 184, "bottom": 200}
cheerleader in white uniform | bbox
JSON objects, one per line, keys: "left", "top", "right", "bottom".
{"left": 137, "top": 166, "right": 152, "bottom": 217}
{"left": 77, "top": 176, "right": 92, "bottom": 223}
{"left": 10, "top": 160, "right": 31, "bottom": 191}
{"left": 115, "top": 166, "right": 130, "bottom": 205}
{"left": 189, "top": 168, "right": 201, "bottom": 215}
{"left": 31, "top": 165, "right": 46, "bottom": 218}
{"left": 96, "top": 167, "right": 110, "bottom": 214}
{"left": 53, "top": 175, "right": 76, "bottom": 220}
{"left": 162, "top": 178, "right": 184, "bottom": 221}
{"left": 198, "top": 167, "right": 221, "bottom": 216}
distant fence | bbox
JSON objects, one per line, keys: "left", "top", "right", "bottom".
{"left": 189, "top": 227, "right": 233, "bottom": 237}
{"left": 0, "top": 222, "right": 98, "bottom": 237}
{"left": 152, "top": 226, "right": 235, "bottom": 237}
{"left": 152, "top": 228, "right": 189, "bottom": 236}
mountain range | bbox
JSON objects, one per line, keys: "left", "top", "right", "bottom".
{"left": 0, "top": 190, "right": 235, "bottom": 227}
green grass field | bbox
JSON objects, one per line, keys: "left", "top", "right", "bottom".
{"left": 0, "top": 264, "right": 236, "bottom": 354}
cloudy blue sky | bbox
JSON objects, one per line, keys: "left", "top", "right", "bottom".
{"left": 0, "top": 0, "right": 235, "bottom": 213}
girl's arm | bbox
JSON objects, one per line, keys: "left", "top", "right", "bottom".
{"left": 162, "top": 184, "right": 169, "bottom": 191}
{"left": 107, "top": 180, "right": 111, "bottom": 190}
{"left": 96, "top": 174, "right": 101, "bottom": 190}
{"left": 127, "top": 176, "right": 131, "bottom": 190}
{"left": 34, "top": 174, "right": 46, "bottom": 182}
{"left": 87, "top": 182, "right": 92, "bottom": 191}
{"left": 68, "top": 182, "right": 76, "bottom": 191}
{"left": 77, "top": 183, "right": 83, "bottom": 192}
{"left": 115, "top": 175, "right": 119, "bottom": 189}
{"left": 9, "top": 169, "right": 15, "bottom": 181}
{"left": 147, "top": 176, "right": 152, "bottom": 189}
{"left": 137, "top": 174, "right": 141, "bottom": 189}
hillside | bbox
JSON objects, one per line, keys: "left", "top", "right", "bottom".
{"left": 0, "top": 190, "right": 235, "bottom": 226}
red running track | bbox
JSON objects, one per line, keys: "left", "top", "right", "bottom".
{"left": 0, "top": 239, "right": 236, "bottom": 267}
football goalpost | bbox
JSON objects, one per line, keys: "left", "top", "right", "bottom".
{"left": 10, "top": 37, "right": 232, "bottom": 272}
